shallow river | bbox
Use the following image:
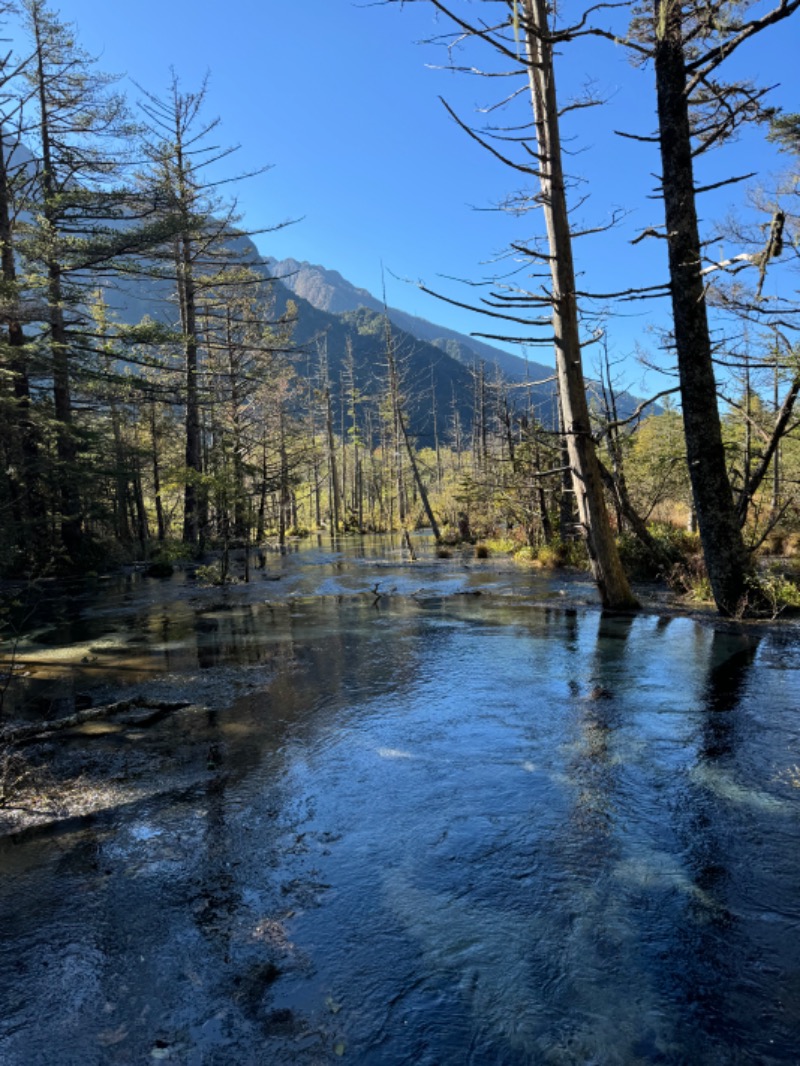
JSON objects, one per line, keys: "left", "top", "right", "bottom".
{"left": 1, "top": 537, "right": 799, "bottom": 1064}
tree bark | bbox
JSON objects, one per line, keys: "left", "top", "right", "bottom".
{"left": 150, "top": 400, "right": 167, "bottom": 541}
{"left": 737, "top": 376, "right": 799, "bottom": 525}
{"left": 32, "top": 11, "right": 82, "bottom": 561}
{"left": 325, "top": 384, "right": 342, "bottom": 533}
{"left": 524, "top": 0, "right": 638, "bottom": 609}
{"left": 0, "top": 128, "right": 46, "bottom": 558}
{"left": 653, "top": 0, "right": 751, "bottom": 614}
{"left": 177, "top": 233, "right": 202, "bottom": 547}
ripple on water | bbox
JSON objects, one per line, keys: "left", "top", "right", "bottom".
{"left": 1, "top": 546, "right": 799, "bottom": 1064}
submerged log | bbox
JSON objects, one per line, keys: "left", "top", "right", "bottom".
{"left": 1, "top": 698, "right": 193, "bottom": 745}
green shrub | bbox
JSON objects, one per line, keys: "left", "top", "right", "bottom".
{"left": 618, "top": 524, "right": 702, "bottom": 581}
{"left": 483, "top": 537, "right": 516, "bottom": 555}
{"left": 194, "top": 561, "right": 227, "bottom": 586}
{"left": 522, "top": 538, "right": 589, "bottom": 569}
{"left": 150, "top": 541, "right": 195, "bottom": 565}
{"left": 688, "top": 576, "right": 714, "bottom": 605}
{"left": 535, "top": 544, "right": 562, "bottom": 568}
{"left": 755, "top": 569, "right": 800, "bottom": 614}
{"left": 558, "top": 538, "right": 589, "bottom": 568}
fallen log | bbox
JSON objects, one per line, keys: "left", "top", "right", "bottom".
{"left": 0, "top": 698, "right": 193, "bottom": 745}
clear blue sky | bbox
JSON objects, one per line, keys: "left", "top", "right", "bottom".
{"left": 9, "top": 0, "right": 800, "bottom": 390}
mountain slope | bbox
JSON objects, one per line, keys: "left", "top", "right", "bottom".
{"left": 267, "top": 256, "right": 656, "bottom": 424}
{"left": 100, "top": 240, "right": 637, "bottom": 442}
{"left": 99, "top": 238, "right": 516, "bottom": 443}
{"left": 267, "top": 257, "right": 556, "bottom": 384}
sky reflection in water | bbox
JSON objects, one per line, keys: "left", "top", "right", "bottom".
{"left": 1, "top": 544, "right": 799, "bottom": 1064}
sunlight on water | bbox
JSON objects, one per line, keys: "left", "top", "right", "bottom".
{"left": 1, "top": 541, "right": 799, "bottom": 1065}
{"left": 383, "top": 869, "right": 552, "bottom": 1054}
{"left": 612, "top": 849, "right": 718, "bottom": 908}
{"left": 690, "top": 764, "right": 790, "bottom": 813}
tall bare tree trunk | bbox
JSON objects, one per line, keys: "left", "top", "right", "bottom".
{"left": 0, "top": 128, "right": 46, "bottom": 558}
{"left": 524, "top": 0, "right": 638, "bottom": 609}
{"left": 177, "top": 233, "right": 202, "bottom": 547}
{"left": 149, "top": 400, "right": 166, "bottom": 542}
{"left": 33, "top": 14, "right": 81, "bottom": 561}
{"left": 325, "top": 383, "right": 342, "bottom": 533}
{"left": 653, "top": 0, "right": 750, "bottom": 614}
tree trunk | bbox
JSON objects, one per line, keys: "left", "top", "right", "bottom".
{"left": 534, "top": 438, "right": 553, "bottom": 545}
{"left": 653, "top": 0, "right": 751, "bottom": 614}
{"left": 178, "top": 235, "right": 202, "bottom": 547}
{"left": 256, "top": 437, "right": 268, "bottom": 543}
{"left": 278, "top": 405, "right": 289, "bottom": 548}
{"left": 524, "top": 0, "right": 638, "bottom": 609}
{"left": 0, "top": 128, "right": 46, "bottom": 559}
{"left": 325, "top": 385, "right": 342, "bottom": 533}
{"left": 111, "top": 404, "right": 132, "bottom": 543}
{"left": 398, "top": 405, "right": 441, "bottom": 542}
{"left": 149, "top": 401, "right": 167, "bottom": 541}
{"left": 33, "top": 18, "right": 82, "bottom": 562}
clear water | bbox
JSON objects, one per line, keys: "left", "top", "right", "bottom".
{"left": 1, "top": 538, "right": 799, "bottom": 1064}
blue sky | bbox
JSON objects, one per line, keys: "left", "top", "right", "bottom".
{"left": 9, "top": 0, "right": 800, "bottom": 390}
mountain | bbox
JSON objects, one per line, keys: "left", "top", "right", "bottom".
{"left": 266, "top": 256, "right": 656, "bottom": 425}
{"left": 266, "top": 257, "right": 556, "bottom": 385}
{"left": 99, "top": 239, "right": 493, "bottom": 444}
{"left": 264, "top": 265, "right": 563, "bottom": 437}
{"left": 100, "top": 240, "right": 647, "bottom": 443}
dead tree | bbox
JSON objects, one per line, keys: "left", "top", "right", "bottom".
{"left": 590, "top": 0, "right": 800, "bottom": 612}
{"left": 403, "top": 0, "right": 638, "bottom": 607}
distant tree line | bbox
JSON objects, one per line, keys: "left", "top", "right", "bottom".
{"left": 0, "top": 0, "right": 799, "bottom": 619}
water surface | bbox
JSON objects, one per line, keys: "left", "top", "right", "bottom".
{"left": 1, "top": 539, "right": 798, "bottom": 1064}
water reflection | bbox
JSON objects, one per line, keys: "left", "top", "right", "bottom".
{"left": 0, "top": 555, "right": 799, "bottom": 1064}
{"left": 701, "top": 628, "right": 759, "bottom": 756}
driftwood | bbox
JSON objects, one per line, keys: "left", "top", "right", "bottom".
{"left": 402, "top": 529, "right": 417, "bottom": 561}
{"left": 0, "top": 698, "right": 193, "bottom": 746}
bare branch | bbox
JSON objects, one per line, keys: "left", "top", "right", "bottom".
{"left": 614, "top": 128, "right": 660, "bottom": 143}
{"left": 472, "top": 331, "right": 556, "bottom": 345}
{"left": 439, "top": 97, "right": 542, "bottom": 176}
{"left": 630, "top": 226, "right": 668, "bottom": 244}
{"left": 686, "top": 0, "right": 800, "bottom": 77}
{"left": 597, "top": 387, "right": 681, "bottom": 435}
{"left": 574, "top": 282, "right": 671, "bottom": 298}
{"left": 695, "top": 172, "right": 757, "bottom": 195}
{"left": 737, "top": 374, "right": 800, "bottom": 524}
{"left": 417, "top": 281, "right": 552, "bottom": 325}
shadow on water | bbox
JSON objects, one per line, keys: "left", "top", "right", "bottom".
{"left": 1, "top": 543, "right": 799, "bottom": 1064}
{"left": 660, "top": 626, "right": 800, "bottom": 1065}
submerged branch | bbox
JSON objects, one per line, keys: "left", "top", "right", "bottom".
{"left": 1, "top": 698, "right": 194, "bottom": 745}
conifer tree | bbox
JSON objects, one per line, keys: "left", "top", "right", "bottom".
{"left": 133, "top": 74, "right": 282, "bottom": 549}
{"left": 17, "top": 0, "right": 165, "bottom": 563}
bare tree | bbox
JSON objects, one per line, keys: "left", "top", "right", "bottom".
{"left": 391, "top": 0, "right": 638, "bottom": 607}
{"left": 592, "top": 0, "right": 800, "bottom": 612}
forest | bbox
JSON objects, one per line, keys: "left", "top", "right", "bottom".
{"left": 0, "top": 0, "right": 798, "bottom": 620}
{"left": 1, "top": 3, "right": 800, "bottom": 1063}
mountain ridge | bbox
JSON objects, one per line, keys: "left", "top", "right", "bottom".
{"left": 266, "top": 256, "right": 658, "bottom": 426}
{"left": 266, "top": 257, "right": 556, "bottom": 385}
